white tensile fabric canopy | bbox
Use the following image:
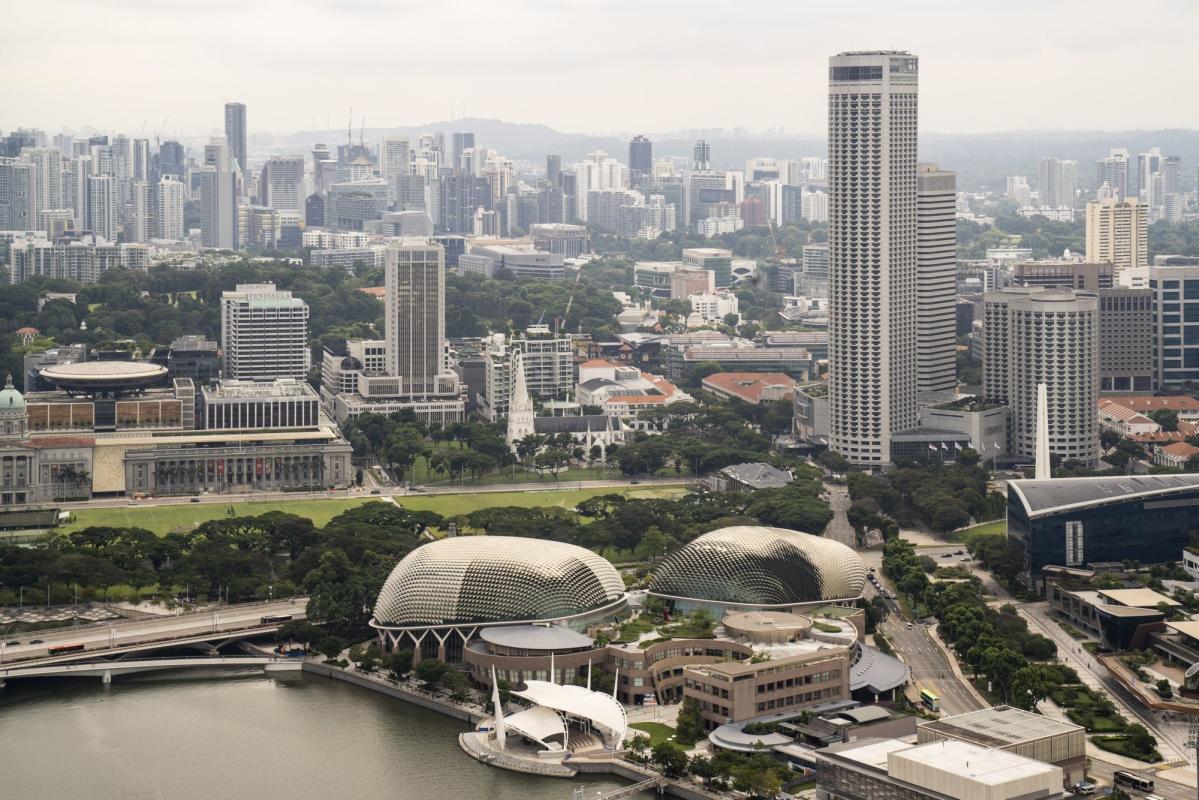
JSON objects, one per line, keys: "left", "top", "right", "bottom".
{"left": 502, "top": 706, "right": 567, "bottom": 750}
{"left": 514, "top": 680, "right": 628, "bottom": 746}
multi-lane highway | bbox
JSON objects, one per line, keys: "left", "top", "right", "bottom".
{"left": 0, "top": 598, "right": 305, "bottom": 665}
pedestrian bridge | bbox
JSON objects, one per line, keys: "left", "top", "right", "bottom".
{"left": 0, "top": 655, "right": 303, "bottom": 684}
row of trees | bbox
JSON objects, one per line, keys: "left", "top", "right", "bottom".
{"left": 627, "top": 738, "right": 790, "bottom": 797}
{"left": 847, "top": 455, "right": 1004, "bottom": 533}
{"left": 883, "top": 539, "right": 1061, "bottom": 707}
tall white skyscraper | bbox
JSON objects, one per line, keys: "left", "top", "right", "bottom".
{"left": 127, "top": 180, "right": 152, "bottom": 243}
{"left": 220, "top": 283, "right": 309, "bottom": 381}
{"left": 1037, "top": 157, "right": 1077, "bottom": 209}
{"left": 63, "top": 155, "right": 90, "bottom": 227}
{"left": 85, "top": 174, "right": 118, "bottom": 240}
{"left": 1085, "top": 198, "right": 1147, "bottom": 276}
{"left": 983, "top": 287, "right": 1099, "bottom": 467}
{"left": 381, "top": 137, "right": 411, "bottom": 207}
{"left": 1095, "top": 148, "right": 1129, "bottom": 201}
{"left": 198, "top": 139, "right": 238, "bottom": 249}
{"left": 157, "top": 176, "right": 185, "bottom": 239}
{"left": 916, "top": 163, "right": 958, "bottom": 395}
{"left": 827, "top": 50, "right": 919, "bottom": 466}
{"left": 20, "top": 146, "right": 62, "bottom": 213}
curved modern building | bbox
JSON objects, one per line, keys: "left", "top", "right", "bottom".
{"left": 372, "top": 536, "right": 627, "bottom": 662}
{"left": 648, "top": 525, "right": 867, "bottom": 612}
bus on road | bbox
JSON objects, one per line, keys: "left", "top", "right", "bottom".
{"left": 1113, "top": 771, "right": 1154, "bottom": 793}
{"left": 918, "top": 686, "right": 940, "bottom": 712}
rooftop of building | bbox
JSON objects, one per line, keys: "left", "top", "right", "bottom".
{"left": 1010, "top": 474, "right": 1199, "bottom": 517}
{"left": 1101, "top": 395, "right": 1199, "bottom": 412}
{"left": 702, "top": 372, "right": 797, "bottom": 401}
{"left": 478, "top": 624, "right": 594, "bottom": 652}
{"left": 719, "top": 462, "right": 794, "bottom": 488}
{"left": 929, "top": 396, "right": 1006, "bottom": 413}
{"left": 1097, "top": 587, "right": 1180, "bottom": 608}
{"left": 200, "top": 379, "right": 317, "bottom": 400}
{"left": 688, "top": 646, "right": 847, "bottom": 679}
{"left": 918, "top": 705, "right": 1082, "bottom": 748}
{"left": 1160, "top": 441, "right": 1199, "bottom": 459}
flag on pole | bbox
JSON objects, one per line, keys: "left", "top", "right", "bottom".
{"left": 928, "top": 443, "right": 937, "bottom": 451}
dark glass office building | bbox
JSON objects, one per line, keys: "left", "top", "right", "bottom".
{"left": 1008, "top": 474, "right": 1199, "bottom": 590}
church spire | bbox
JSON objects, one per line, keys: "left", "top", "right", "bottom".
{"left": 505, "top": 351, "right": 535, "bottom": 451}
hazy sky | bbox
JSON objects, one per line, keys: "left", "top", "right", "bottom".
{"left": 3, "top": 0, "right": 1196, "bottom": 138}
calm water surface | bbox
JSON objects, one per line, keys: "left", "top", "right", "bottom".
{"left": 0, "top": 671, "right": 649, "bottom": 800}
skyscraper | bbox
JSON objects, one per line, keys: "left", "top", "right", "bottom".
{"left": 381, "top": 137, "right": 411, "bottom": 207}
{"left": 983, "top": 287, "right": 1099, "bottom": 466}
{"left": 0, "top": 157, "right": 37, "bottom": 230}
{"left": 385, "top": 240, "right": 448, "bottom": 394}
{"left": 629, "top": 135, "right": 652, "bottom": 185}
{"left": 1136, "top": 147, "right": 1162, "bottom": 201}
{"left": 259, "top": 156, "right": 305, "bottom": 212}
{"left": 157, "top": 176, "right": 185, "bottom": 239}
{"left": 546, "top": 155, "right": 561, "bottom": 187}
{"left": 198, "top": 139, "right": 238, "bottom": 249}
{"left": 1095, "top": 148, "right": 1129, "bottom": 200}
{"left": 158, "top": 140, "right": 186, "bottom": 181}
{"left": 1085, "top": 198, "right": 1147, "bottom": 276}
{"left": 127, "top": 180, "right": 152, "bottom": 243}
{"left": 452, "top": 132, "right": 475, "bottom": 173}
{"left": 827, "top": 50, "right": 919, "bottom": 466}
{"left": 85, "top": 174, "right": 117, "bottom": 240}
{"left": 916, "top": 164, "right": 957, "bottom": 395}
{"left": 224, "top": 102, "right": 247, "bottom": 174}
{"left": 20, "top": 146, "right": 62, "bottom": 213}
{"left": 220, "top": 283, "right": 309, "bottom": 381}
{"left": 693, "top": 140, "right": 711, "bottom": 171}
{"left": 1037, "top": 157, "right": 1077, "bottom": 209}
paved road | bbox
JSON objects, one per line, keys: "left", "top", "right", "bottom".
{"left": 51, "top": 477, "right": 691, "bottom": 512}
{"left": 0, "top": 598, "right": 305, "bottom": 665}
{"left": 821, "top": 485, "right": 855, "bottom": 548}
{"left": 877, "top": 609, "right": 984, "bottom": 717}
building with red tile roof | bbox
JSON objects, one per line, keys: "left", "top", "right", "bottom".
{"left": 702, "top": 373, "right": 797, "bottom": 405}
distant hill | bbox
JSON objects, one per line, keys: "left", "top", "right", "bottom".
{"left": 282, "top": 118, "right": 1198, "bottom": 192}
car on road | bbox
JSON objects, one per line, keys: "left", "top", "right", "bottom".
{"left": 905, "top": 622, "right": 913, "bottom": 629}
{"left": 29, "top": 639, "right": 43, "bottom": 644}
{"left": 370, "top": 489, "right": 381, "bottom": 494}
{"left": 1070, "top": 782, "right": 1097, "bottom": 796}
{"left": 630, "top": 479, "right": 640, "bottom": 484}
{"left": 5, "top": 640, "right": 19, "bottom": 646}
{"left": 941, "top": 553, "right": 952, "bottom": 558}
{"left": 960, "top": 556, "right": 972, "bottom": 561}
{"left": 868, "top": 567, "right": 875, "bottom": 573}
{"left": 189, "top": 497, "right": 200, "bottom": 503}
{"left": 953, "top": 550, "right": 964, "bottom": 555}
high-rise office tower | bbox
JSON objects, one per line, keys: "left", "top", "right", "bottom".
{"left": 983, "top": 287, "right": 1099, "bottom": 466}
{"left": 0, "top": 157, "right": 37, "bottom": 230}
{"left": 220, "top": 283, "right": 309, "bottom": 381}
{"left": 131, "top": 138, "right": 151, "bottom": 182}
{"left": 546, "top": 155, "right": 561, "bottom": 187}
{"left": 259, "top": 157, "right": 305, "bottom": 212}
{"left": 63, "top": 155, "right": 90, "bottom": 227}
{"left": 1095, "top": 148, "right": 1129, "bottom": 201}
{"left": 916, "top": 164, "right": 957, "bottom": 395}
{"left": 381, "top": 137, "right": 411, "bottom": 207}
{"left": 1149, "top": 260, "right": 1199, "bottom": 387}
{"left": 629, "top": 135, "right": 652, "bottom": 186}
{"left": 452, "top": 132, "right": 475, "bottom": 172}
{"left": 224, "top": 102, "right": 247, "bottom": 174}
{"left": 385, "top": 240, "right": 448, "bottom": 394}
{"left": 20, "top": 146, "right": 62, "bottom": 213}
{"left": 1137, "top": 147, "right": 1162, "bottom": 200}
{"left": 1085, "top": 198, "right": 1147, "bottom": 276}
{"left": 827, "top": 50, "right": 919, "bottom": 466}
{"left": 1037, "top": 157, "right": 1077, "bottom": 209}
{"left": 157, "top": 176, "right": 185, "bottom": 239}
{"left": 158, "top": 140, "right": 186, "bottom": 180}
{"left": 198, "top": 139, "right": 238, "bottom": 249}
{"left": 85, "top": 174, "right": 118, "bottom": 240}
{"left": 693, "top": 140, "right": 711, "bottom": 171}
{"left": 127, "top": 180, "right": 152, "bottom": 243}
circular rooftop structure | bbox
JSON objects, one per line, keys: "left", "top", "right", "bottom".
{"left": 648, "top": 525, "right": 867, "bottom": 607}
{"left": 39, "top": 361, "right": 167, "bottom": 395}
{"left": 371, "top": 536, "right": 626, "bottom": 630}
{"left": 722, "top": 610, "right": 813, "bottom": 644}
{"left": 479, "top": 625, "right": 594, "bottom": 652}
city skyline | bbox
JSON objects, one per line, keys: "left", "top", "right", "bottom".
{"left": 3, "top": 0, "right": 1197, "bottom": 136}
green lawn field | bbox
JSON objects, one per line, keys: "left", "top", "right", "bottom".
{"left": 60, "top": 485, "right": 687, "bottom": 535}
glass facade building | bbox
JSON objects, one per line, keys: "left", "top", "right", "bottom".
{"left": 1009, "top": 475, "right": 1199, "bottom": 590}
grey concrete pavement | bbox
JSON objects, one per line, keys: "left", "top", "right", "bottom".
{"left": 821, "top": 485, "right": 855, "bottom": 548}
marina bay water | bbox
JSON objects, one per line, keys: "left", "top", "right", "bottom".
{"left": 0, "top": 671, "right": 652, "bottom": 800}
